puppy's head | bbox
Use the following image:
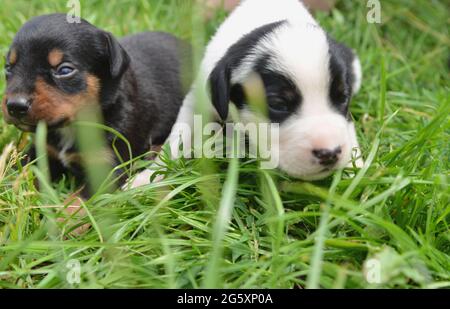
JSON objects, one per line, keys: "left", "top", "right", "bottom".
{"left": 209, "top": 21, "right": 362, "bottom": 180}
{"left": 2, "top": 13, "right": 130, "bottom": 132}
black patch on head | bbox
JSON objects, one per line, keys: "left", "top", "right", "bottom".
{"left": 327, "top": 36, "right": 356, "bottom": 117}
{"left": 5, "top": 14, "right": 130, "bottom": 97}
{"left": 208, "top": 20, "right": 286, "bottom": 121}
{"left": 252, "top": 55, "right": 302, "bottom": 123}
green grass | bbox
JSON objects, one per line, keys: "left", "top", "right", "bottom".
{"left": 0, "top": 0, "right": 449, "bottom": 288}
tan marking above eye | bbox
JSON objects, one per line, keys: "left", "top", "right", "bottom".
{"left": 9, "top": 49, "right": 17, "bottom": 65}
{"left": 48, "top": 49, "right": 64, "bottom": 67}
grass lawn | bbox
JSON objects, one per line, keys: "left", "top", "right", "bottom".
{"left": 0, "top": 0, "right": 449, "bottom": 288}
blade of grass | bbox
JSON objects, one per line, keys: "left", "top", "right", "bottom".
{"left": 203, "top": 156, "right": 239, "bottom": 288}
{"left": 306, "top": 170, "right": 343, "bottom": 289}
{"left": 35, "top": 122, "right": 59, "bottom": 204}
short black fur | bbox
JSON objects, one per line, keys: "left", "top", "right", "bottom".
{"left": 3, "top": 14, "right": 192, "bottom": 197}
{"left": 326, "top": 36, "right": 356, "bottom": 117}
{"left": 208, "top": 20, "right": 286, "bottom": 121}
{"left": 253, "top": 55, "right": 302, "bottom": 123}
{"left": 228, "top": 54, "right": 302, "bottom": 123}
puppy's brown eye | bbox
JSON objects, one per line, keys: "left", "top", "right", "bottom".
{"left": 53, "top": 63, "right": 77, "bottom": 79}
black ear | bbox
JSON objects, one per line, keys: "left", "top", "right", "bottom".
{"left": 104, "top": 32, "right": 130, "bottom": 79}
{"left": 208, "top": 60, "right": 232, "bottom": 121}
{"left": 327, "top": 36, "right": 362, "bottom": 96}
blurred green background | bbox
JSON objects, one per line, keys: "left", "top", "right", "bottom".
{"left": 0, "top": 0, "right": 448, "bottom": 289}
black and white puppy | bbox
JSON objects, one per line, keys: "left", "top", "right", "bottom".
{"left": 130, "top": 0, "right": 363, "bottom": 187}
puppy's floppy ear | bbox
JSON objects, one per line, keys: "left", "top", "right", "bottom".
{"left": 208, "top": 60, "right": 232, "bottom": 121}
{"left": 327, "top": 36, "right": 363, "bottom": 96}
{"left": 104, "top": 31, "right": 130, "bottom": 79}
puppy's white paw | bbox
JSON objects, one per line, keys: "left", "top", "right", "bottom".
{"left": 347, "top": 149, "right": 365, "bottom": 169}
{"left": 132, "top": 170, "right": 152, "bottom": 188}
{"left": 126, "top": 168, "right": 167, "bottom": 189}
{"left": 347, "top": 158, "right": 365, "bottom": 169}
{"left": 354, "top": 156, "right": 365, "bottom": 168}
{"left": 125, "top": 169, "right": 156, "bottom": 189}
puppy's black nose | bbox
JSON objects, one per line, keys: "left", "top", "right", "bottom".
{"left": 312, "top": 147, "right": 342, "bottom": 166}
{"left": 6, "top": 97, "right": 31, "bottom": 119}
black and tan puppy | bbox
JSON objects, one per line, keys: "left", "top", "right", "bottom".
{"left": 2, "top": 14, "right": 191, "bottom": 196}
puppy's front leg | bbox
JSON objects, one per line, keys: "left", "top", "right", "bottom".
{"left": 57, "top": 190, "right": 91, "bottom": 236}
{"left": 25, "top": 145, "right": 92, "bottom": 235}
{"left": 24, "top": 144, "right": 73, "bottom": 189}
{"left": 128, "top": 91, "right": 196, "bottom": 189}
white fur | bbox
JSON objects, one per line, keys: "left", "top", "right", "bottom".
{"left": 58, "top": 127, "right": 76, "bottom": 168}
{"left": 129, "top": 0, "right": 363, "bottom": 188}
{"left": 202, "top": 0, "right": 317, "bottom": 79}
